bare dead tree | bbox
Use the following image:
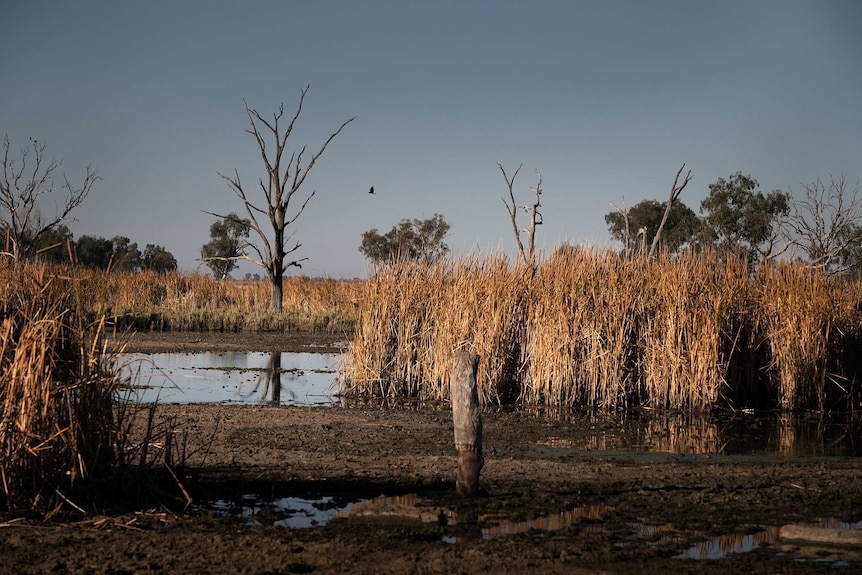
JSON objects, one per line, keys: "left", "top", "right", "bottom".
{"left": 212, "top": 86, "right": 355, "bottom": 311}
{"left": 609, "top": 198, "right": 633, "bottom": 258}
{"left": 784, "top": 174, "right": 862, "bottom": 274}
{"left": 499, "top": 163, "right": 543, "bottom": 265}
{"left": 0, "top": 135, "right": 98, "bottom": 260}
{"left": 648, "top": 163, "right": 692, "bottom": 259}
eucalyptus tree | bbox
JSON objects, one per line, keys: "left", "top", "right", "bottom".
{"left": 141, "top": 244, "right": 177, "bottom": 273}
{"left": 605, "top": 199, "right": 700, "bottom": 256}
{"left": 700, "top": 172, "right": 790, "bottom": 264}
{"left": 359, "top": 214, "right": 450, "bottom": 265}
{"left": 606, "top": 164, "right": 695, "bottom": 258}
{"left": 200, "top": 212, "right": 250, "bottom": 279}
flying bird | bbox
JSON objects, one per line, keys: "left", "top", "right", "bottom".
{"left": 369, "top": 186, "right": 375, "bottom": 194}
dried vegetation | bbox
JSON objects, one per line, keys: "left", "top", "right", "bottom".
{"left": 339, "top": 251, "right": 862, "bottom": 412}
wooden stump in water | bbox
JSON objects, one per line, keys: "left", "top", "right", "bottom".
{"left": 451, "top": 352, "right": 483, "bottom": 497}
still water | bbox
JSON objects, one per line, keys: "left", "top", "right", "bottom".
{"left": 119, "top": 351, "right": 340, "bottom": 405}
{"left": 121, "top": 351, "right": 862, "bottom": 456}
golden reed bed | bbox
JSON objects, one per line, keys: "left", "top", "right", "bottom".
{"left": 339, "top": 251, "right": 862, "bottom": 412}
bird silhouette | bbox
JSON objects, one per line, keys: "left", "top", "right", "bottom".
{"left": 369, "top": 186, "right": 375, "bottom": 194}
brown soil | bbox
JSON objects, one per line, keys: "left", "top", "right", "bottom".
{"left": 2, "top": 331, "right": 862, "bottom": 574}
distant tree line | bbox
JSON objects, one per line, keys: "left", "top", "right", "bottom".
{"left": 28, "top": 224, "right": 177, "bottom": 272}
{"left": 605, "top": 171, "right": 862, "bottom": 274}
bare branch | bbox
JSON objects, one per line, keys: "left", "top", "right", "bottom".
{"left": 499, "top": 163, "right": 526, "bottom": 263}
{"left": 216, "top": 87, "right": 353, "bottom": 309}
{"left": 0, "top": 135, "right": 98, "bottom": 259}
{"left": 609, "top": 198, "right": 632, "bottom": 257}
{"left": 784, "top": 174, "right": 862, "bottom": 274}
{"left": 649, "top": 163, "right": 692, "bottom": 259}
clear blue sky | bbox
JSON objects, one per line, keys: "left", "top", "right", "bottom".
{"left": 3, "top": 1, "right": 860, "bottom": 278}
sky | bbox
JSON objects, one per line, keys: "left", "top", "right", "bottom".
{"left": 3, "top": 1, "right": 861, "bottom": 278}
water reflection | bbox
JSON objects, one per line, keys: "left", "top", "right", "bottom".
{"left": 677, "top": 527, "right": 779, "bottom": 560}
{"left": 203, "top": 490, "right": 861, "bottom": 566}
{"left": 209, "top": 494, "right": 347, "bottom": 528}
{"left": 678, "top": 518, "right": 862, "bottom": 560}
{"left": 121, "top": 351, "right": 340, "bottom": 405}
{"left": 480, "top": 504, "right": 614, "bottom": 539}
{"left": 530, "top": 409, "right": 862, "bottom": 457}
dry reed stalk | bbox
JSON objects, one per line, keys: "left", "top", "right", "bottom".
{"left": 340, "top": 255, "right": 530, "bottom": 404}
{"left": 431, "top": 255, "right": 530, "bottom": 404}
{"left": 758, "top": 263, "right": 862, "bottom": 410}
{"left": 78, "top": 268, "right": 360, "bottom": 333}
{"left": 0, "top": 261, "right": 122, "bottom": 510}
{"left": 523, "top": 250, "right": 641, "bottom": 409}
{"left": 638, "top": 254, "right": 730, "bottom": 411}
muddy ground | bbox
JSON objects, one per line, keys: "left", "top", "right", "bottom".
{"left": 2, "top": 331, "right": 862, "bottom": 574}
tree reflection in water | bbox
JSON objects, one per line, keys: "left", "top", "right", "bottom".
{"left": 266, "top": 351, "right": 281, "bottom": 405}
{"left": 241, "top": 351, "right": 286, "bottom": 405}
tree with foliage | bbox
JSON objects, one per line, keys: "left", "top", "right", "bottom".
{"left": 212, "top": 85, "right": 355, "bottom": 311}
{"left": 784, "top": 174, "right": 862, "bottom": 274}
{"left": 75, "top": 235, "right": 115, "bottom": 269}
{"left": 74, "top": 235, "right": 142, "bottom": 271}
{"left": 605, "top": 199, "right": 701, "bottom": 256}
{"left": 141, "top": 244, "right": 177, "bottom": 273}
{"left": 1, "top": 135, "right": 98, "bottom": 260}
{"left": 200, "top": 212, "right": 251, "bottom": 279}
{"left": 700, "top": 172, "right": 790, "bottom": 263}
{"left": 359, "top": 214, "right": 451, "bottom": 265}
{"left": 111, "top": 236, "right": 142, "bottom": 272}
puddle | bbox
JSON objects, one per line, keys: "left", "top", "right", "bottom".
{"left": 202, "top": 490, "right": 861, "bottom": 565}
{"left": 678, "top": 518, "right": 862, "bottom": 561}
{"left": 677, "top": 526, "right": 780, "bottom": 559}
{"left": 208, "top": 494, "right": 349, "bottom": 528}
{"left": 204, "top": 493, "right": 613, "bottom": 541}
{"left": 119, "top": 351, "right": 340, "bottom": 405}
{"left": 205, "top": 493, "right": 448, "bottom": 529}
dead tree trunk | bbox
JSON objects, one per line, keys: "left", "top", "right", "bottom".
{"left": 215, "top": 85, "right": 355, "bottom": 311}
{"left": 499, "top": 164, "right": 543, "bottom": 266}
{"left": 648, "top": 163, "right": 692, "bottom": 259}
{"left": 451, "top": 352, "right": 483, "bottom": 497}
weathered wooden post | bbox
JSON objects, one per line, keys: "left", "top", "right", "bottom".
{"left": 451, "top": 352, "right": 483, "bottom": 497}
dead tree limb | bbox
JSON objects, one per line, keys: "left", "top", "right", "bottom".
{"left": 499, "top": 163, "right": 543, "bottom": 265}
{"left": 649, "top": 163, "right": 692, "bottom": 259}
{"left": 609, "top": 198, "right": 632, "bottom": 257}
{"left": 0, "top": 135, "right": 98, "bottom": 260}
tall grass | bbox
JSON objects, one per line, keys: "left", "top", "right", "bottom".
{"left": 0, "top": 261, "right": 190, "bottom": 513}
{"left": 341, "top": 255, "right": 530, "bottom": 404}
{"left": 339, "top": 251, "right": 862, "bottom": 412}
{"left": 0, "top": 261, "right": 120, "bottom": 510}
{"left": 81, "top": 269, "right": 362, "bottom": 333}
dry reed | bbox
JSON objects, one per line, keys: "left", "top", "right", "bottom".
{"left": 0, "top": 261, "right": 189, "bottom": 513}
{"left": 339, "top": 251, "right": 862, "bottom": 412}
{"left": 0, "top": 261, "right": 121, "bottom": 509}
{"left": 77, "top": 269, "right": 362, "bottom": 334}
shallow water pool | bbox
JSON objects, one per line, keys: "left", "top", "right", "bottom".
{"left": 119, "top": 351, "right": 340, "bottom": 406}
